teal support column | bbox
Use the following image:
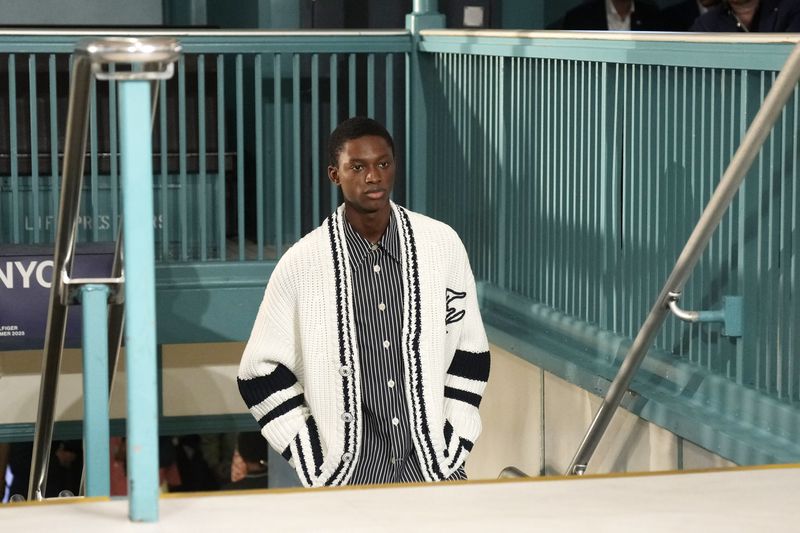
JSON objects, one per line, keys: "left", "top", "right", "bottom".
{"left": 406, "top": 0, "right": 444, "bottom": 212}
{"left": 80, "top": 284, "right": 110, "bottom": 497}
{"left": 119, "top": 80, "right": 159, "bottom": 522}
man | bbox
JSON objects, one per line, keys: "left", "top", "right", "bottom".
{"left": 662, "top": 0, "right": 721, "bottom": 30}
{"left": 237, "top": 117, "right": 490, "bottom": 487}
{"left": 690, "top": 0, "right": 800, "bottom": 31}
{"left": 562, "top": 0, "right": 661, "bottom": 31}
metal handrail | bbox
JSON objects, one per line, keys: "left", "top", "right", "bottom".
{"left": 27, "top": 37, "right": 181, "bottom": 502}
{"left": 498, "top": 466, "right": 529, "bottom": 479}
{"left": 566, "top": 41, "right": 800, "bottom": 476}
{"left": 27, "top": 50, "right": 93, "bottom": 502}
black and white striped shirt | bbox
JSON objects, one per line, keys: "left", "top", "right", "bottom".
{"left": 344, "top": 212, "right": 467, "bottom": 484}
{"left": 344, "top": 212, "right": 427, "bottom": 484}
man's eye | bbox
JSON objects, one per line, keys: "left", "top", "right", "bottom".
{"left": 351, "top": 164, "right": 363, "bottom": 171}
{"left": 378, "top": 162, "right": 389, "bottom": 169}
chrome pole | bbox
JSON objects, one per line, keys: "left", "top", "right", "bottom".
{"left": 567, "top": 42, "right": 800, "bottom": 476}
{"left": 28, "top": 52, "right": 93, "bottom": 502}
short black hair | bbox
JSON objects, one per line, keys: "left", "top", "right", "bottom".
{"left": 237, "top": 431, "right": 269, "bottom": 465}
{"left": 327, "top": 116, "right": 395, "bottom": 168}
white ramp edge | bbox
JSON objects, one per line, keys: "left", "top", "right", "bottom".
{"left": 2, "top": 464, "right": 799, "bottom": 532}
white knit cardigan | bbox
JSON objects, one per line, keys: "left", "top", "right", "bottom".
{"left": 238, "top": 202, "right": 490, "bottom": 487}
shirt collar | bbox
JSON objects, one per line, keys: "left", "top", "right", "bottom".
{"left": 343, "top": 210, "right": 401, "bottom": 266}
{"left": 605, "top": 0, "right": 635, "bottom": 20}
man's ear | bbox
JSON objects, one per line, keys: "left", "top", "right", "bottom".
{"left": 328, "top": 165, "right": 339, "bottom": 185}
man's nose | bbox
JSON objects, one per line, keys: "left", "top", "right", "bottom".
{"left": 365, "top": 166, "right": 380, "bottom": 183}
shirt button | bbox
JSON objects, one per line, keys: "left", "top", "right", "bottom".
{"left": 390, "top": 457, "right": 396, "bottom": 465}
{"left": 378, "top": 302, "right": 386, "bottom": 312}
{"left": 373, "top": 264, "right": 381, "bottom": 273}
{"left": 391, "top": 417, "right": 399, "bottom": 426}
{"left": 383, "top": 340, "right": 390, "bottom": 349}
{"left": 339, "top": 365, "right": 352, "bottom": 377}
{"left": 342, "top": 452, "right": 353, "bottom": 462}
{"left": 387, "top": 379, "right": 395, "bottom": 388}
{"left": 370, "top": 243, "right": 379, "bottom": 251}
{"left": 341, "top": 412, "right": 353, "bottom": 423}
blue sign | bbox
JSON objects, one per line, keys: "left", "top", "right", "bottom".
{"left": 0, "top": 244, "right": 115, "bottom": 351}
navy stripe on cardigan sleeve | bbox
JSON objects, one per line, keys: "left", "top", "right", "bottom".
{"left": 257, "top": 393, "right": 306, "bottom": 428}
{"left": 444, "top": 386, "right": 483, "bottom": 409}
{"left": 237, "top": 363, "right": 298, "bottom": 408}
{"left": 446, "top": 349, "right": 490, "bottom": 383}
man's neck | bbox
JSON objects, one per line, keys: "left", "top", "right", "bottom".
{"left": 728, "top": 0, "right": 759, "bottom": 29}
{"left": 344, "top": 204, "right": 391, "bottom": 244}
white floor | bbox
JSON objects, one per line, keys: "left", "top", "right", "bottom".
{"left": 3, "top": 465, "right": 799, "bottom": 532}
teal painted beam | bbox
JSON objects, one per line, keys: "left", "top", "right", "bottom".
{"left": 417, "top": 35, "right": 795, "bottom": 71}
{"left": 119, "top": 80, "right": 159, "bottom": 522}
{"left": 0, "top": 414, "right": 256, "bottom": 444}
{"left": 79, "top": 284, "right": 111, "bottom": 497}
{"left": 0, "top": 33, "right": 413, "bottom": 54}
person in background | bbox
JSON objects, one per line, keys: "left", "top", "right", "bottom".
{"left": 662, "top": 0, "right": 721, "bottom": 30}
{"left": 562, "top": 0, "right": 662, "bottom": 30}
{"left": 690, "top": 0, "right": 800, "bottom": 31}
{"left": 221, "top": 432, "right": 270, "bottom": 491}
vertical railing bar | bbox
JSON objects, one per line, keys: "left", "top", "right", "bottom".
{"left": 89, "top": 75, "right": 99, "bottom": 243}
{"left": 367, "top": 53, "right": 375, "bottom": 118}
{"left": 216, "top": 54, "right": 226, "bottom": 260}
{"left": 330, "top": 53, "right": 339, "bottom": 213}
{"left": 273, "top": 53, "right": 283, "bottom": 256}
{"left": 293, "top": 53, "right": 301, "bottom": 243}
{"left": 109, "top": 66, "right": 119, "bottom": 239}
{"left": 790, "top": 87, "right": 799, "bottom": 400}
{"left": 777, "top": 81, "right": 788, "bottom": 397}
{"left": 235, "top": 54, "right": 245, "bottom": 261}
{"left": 9, "top": 54, "right": 19, "bottom": 243}
{"left": 178, "top": 56, "right": 188, "bottom": 260}
{"left": 48, "top": 54, "right": 59, "bottom": 243}
{"left": 255, "top": 54, "right": 264, "bottom": 260}
{"left": 198, "top": 54, "right": 208, "bottom": 261}
{"left": 311, "top": 53, "right": 320, "bottom": 225}
{"left": 385, "top": 54, "right": 394, "bottom": 138}
{"left": 28, "top": 55, "right": 41, "bottom": 244}
{"left": 348, "top": 53, "right": 356, "bottom": 117}
{"left": 159, "top": 78, "right": 168, "bottom": 260}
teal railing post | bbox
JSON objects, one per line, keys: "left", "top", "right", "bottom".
{"left": 406, "top": 0, "right": 445, "bottom": 212}
{"left": 119, "top": 78, "right": 160, "bottom": 521}
{"left": 81, "top": 37, "right": 181, "bottom": 521}
{"left": 79, "top": 284, "right": 111, "bottom": 497}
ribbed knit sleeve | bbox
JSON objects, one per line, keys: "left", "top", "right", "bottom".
{"left": 237, "top": 252, "right": 325, "bottom": 487}
{"left": 440, "top": 248, "right": 490, "bottom": 476}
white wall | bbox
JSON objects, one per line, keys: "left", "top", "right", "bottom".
{"left": 0, "top": 342, "right": 734, "bottom": 476}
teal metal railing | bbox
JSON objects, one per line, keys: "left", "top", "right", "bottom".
{"left": 419, "top": 31, "right": 800, "bottom": 408}
{"left": 0, "top": 30, "right": 411, "bottom": 262}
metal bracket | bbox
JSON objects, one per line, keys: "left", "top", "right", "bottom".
{"left": 78, "top": 37, "right": 182, "bottom": 81}
{"left": 667, "top": 291, "right": 743, "bottom": 337}
{"left": 61, "top": 268, "right": 125, "bottom": 306}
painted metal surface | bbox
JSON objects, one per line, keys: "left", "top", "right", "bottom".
{"left": 79, "top": 284, "right": 111, "bottom": 497}
{"left": 0, "top": 34, "right": 410, "bottom": 263}
{"left": 420, "top": 38, "right": 800, "bottom": 414}
{"left": 119, "top": 80, "right": 159, "bottom": 521}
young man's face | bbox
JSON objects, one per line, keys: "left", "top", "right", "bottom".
{"left": 328, "top": 135, "right": 395, "bottom": 216}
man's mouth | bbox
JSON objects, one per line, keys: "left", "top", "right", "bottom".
{"left": 365, "top": 189, "right": 385, "bottom": 199}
